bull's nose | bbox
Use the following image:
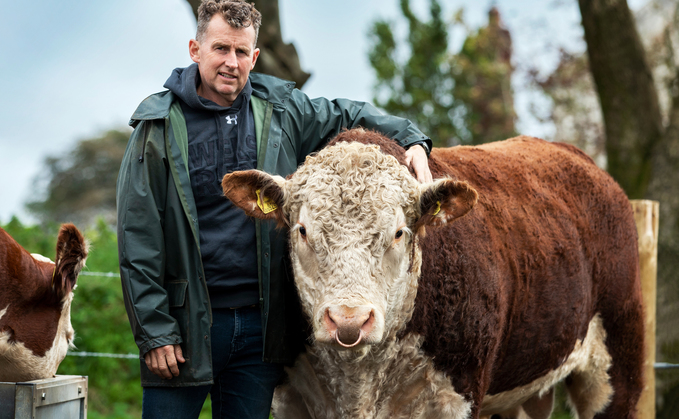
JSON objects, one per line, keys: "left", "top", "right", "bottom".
{"left": 324, "top": 305, "right": 375, "bottom": 347}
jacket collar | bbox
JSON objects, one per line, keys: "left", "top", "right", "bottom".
{"left": 249, "top": 72, "right": 295, "bottom": 109}
{"left": 129, "top": 90, "right": 175, "bottom": 126}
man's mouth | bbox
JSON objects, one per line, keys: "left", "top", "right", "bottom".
{"left": 219, "top": 72, "right": 236, "bottom": 80}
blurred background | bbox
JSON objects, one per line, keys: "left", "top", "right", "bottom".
{"left": 1, "top": 0, "right": 677, "bottom": 417}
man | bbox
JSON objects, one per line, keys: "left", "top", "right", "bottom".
{"left": 116, "top": 1, "right": 433, "bottom": 418}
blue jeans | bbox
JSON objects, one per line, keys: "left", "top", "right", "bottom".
{"left": 142, "top": 306, "right": 284, "bottom": 419}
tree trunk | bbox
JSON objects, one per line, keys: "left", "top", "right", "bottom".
{"left": 578, "top": 0, "right": 663, "bottom": 199}
{"left": 185, "top": 0, "right": 310, "bottom": 88}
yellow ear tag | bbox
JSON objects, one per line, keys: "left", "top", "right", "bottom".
{"left": 432, "top": 201, "right": 441, "bottom": 216}
{"left": 256, "top": 189, "right": 278, "bottom": 214}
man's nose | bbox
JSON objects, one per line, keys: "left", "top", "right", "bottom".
{"left": 224, "top": 51, "right": 237, "bottom": 68}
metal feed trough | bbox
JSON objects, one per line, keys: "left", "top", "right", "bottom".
{"left": 0, "top": 375, "right": 87, "bottom": 419}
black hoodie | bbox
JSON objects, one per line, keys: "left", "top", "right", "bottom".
{"left": 164, "top": 64, "right": 259, "bottom": 309}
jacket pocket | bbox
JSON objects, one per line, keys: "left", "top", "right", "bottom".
{"left": 167, "top": 280, "right": 188, "bottom": 307}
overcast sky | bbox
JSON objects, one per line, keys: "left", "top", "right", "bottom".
{"left": 0, "top": 0, "right": 647, "bottom": 224}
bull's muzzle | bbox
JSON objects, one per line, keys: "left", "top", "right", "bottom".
{"left": 324, "top": 305, "right": 376, "bottom": 348}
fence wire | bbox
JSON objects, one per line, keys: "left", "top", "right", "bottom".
{"left": 80, "top": 271, "right": 120, "bottom": 278}
{"left": 68, "top": 351, "right": 138, "bottom": 360}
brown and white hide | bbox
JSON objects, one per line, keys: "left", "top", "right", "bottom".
{"left": 0, "top": 224, "right": 88, "bottom": 382}
{"left": 222, "top": 129, "right": 644, "bottom": 419}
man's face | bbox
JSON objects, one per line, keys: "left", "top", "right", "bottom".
{"left": 189, "top": 14, "right": 259, "bottom": 107}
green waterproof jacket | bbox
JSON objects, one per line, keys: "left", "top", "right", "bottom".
{"left": 117, "top": 72, "right": 430, "bottom": 386}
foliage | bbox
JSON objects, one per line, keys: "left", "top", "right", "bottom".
{"left": 368, "top": 1, "right": 516, "bottom": 146}
{"left": 26, "top": 129, "right": 131, "bottom": 227}
{"left": 369, "top": 0, "right": 458, "bottom": 147}
{"left": 453, "top": 8, "right": 517, "bottom": 144}
{"left": 1, "top": 216, "right": 61, "bottom": 258}
{"left": 530, "top": 51, "right": 607, "bottom": 167}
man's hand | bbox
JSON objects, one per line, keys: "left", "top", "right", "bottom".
{"left": 144, "top": 344, "right": 185, "bottom": 380}
{"left": 405, "top": 144, "right": 433, "bottom": 183}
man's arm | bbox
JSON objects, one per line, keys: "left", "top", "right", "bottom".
{"left": 117, "top": 119, "right": 184, "bottom": 378}
{"left": 285, "top": 92, "right": 433, "bottom": 182}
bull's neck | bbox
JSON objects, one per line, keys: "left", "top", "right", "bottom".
{"left": 308, "top": 333, "right": 426, "bottom": 418}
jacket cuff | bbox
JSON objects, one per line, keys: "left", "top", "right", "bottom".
{"left": 139, "top": 335, "right": 184, "bottom": 357}
{"left": 405, "top": 138, "right": 432, "bottom": 157}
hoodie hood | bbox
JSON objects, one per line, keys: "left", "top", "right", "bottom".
{"left": 164, "top": 63, "right": 251, "bottom": 112}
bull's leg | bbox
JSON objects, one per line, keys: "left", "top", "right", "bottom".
{"left": 563, "top": 315, "right": 614, "bottom": 419}
{"left": 590, "top": 307, "right": 644, "bottom": 419}
{"left": 564, "top": 309, "right": 643, "bottom": 419}
{"left": 521, "top": 388, "right": 554, "bottom": 419}
{"left": 564, "top": 367, "right": 612, "bottom": 419}
{"left": 272, "top": 383, "right": 314, "bottom": 419}
{"left": 481, "top": 389, "right": 553, "bottom": 419}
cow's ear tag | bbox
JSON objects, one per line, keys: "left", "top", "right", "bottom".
{"left": 256, "top": 189, "right": 278, "bottom": 214}
{"left": 432, "top": 201, "right": 441, "bottom": 216}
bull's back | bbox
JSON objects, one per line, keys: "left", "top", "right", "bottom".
{"left": 408, "top": 136, "right": 640, "bottom": 395}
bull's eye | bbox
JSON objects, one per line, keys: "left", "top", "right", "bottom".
{"left": 299, "top": 226, "right": 307, "bottom": 238}
{"left": 395, "top": 229, "right": 403, "bottom": 239}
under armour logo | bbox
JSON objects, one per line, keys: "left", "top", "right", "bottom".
{"left": 225, "top": 115, "right": 238, "bottom": 125}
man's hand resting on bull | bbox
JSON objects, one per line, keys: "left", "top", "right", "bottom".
{"left": 405, "top": 144, "right": 433, "bottom": 183}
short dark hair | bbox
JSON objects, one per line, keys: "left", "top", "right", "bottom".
{"left": 196, "top": 0, "right": 262, "bottom": 46}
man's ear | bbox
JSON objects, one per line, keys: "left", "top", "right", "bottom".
{"left": 414, "top": 179, "right": 478, "bottom": 233}
{"left": 221, "top": 170, "right": 288, "bottom": 227}
{"left": 251, "top": 48, "right": 260, "bottom": 70}
{"left": 189, "top": 39, "right": 200, "bottom": 64}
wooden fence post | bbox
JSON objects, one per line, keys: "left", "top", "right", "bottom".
{"left": 631, "top": 200, "right": 659, "bottom": 419}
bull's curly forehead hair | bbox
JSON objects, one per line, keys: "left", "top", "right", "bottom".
{"left": 196, "top": 0, "right": 262, "bottom": 46}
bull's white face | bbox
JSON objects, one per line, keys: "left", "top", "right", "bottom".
{"left": 222, "top": 138, "right": 478, "bottom": 352}
{"left": 280, "top": 144, "right": 423, "bottom": 348}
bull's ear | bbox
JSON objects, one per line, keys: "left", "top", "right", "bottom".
{"left": 221, "top": 170, "right": 288, "bottom": 227}
{"left": 54, "top": 223, "right": 88, "bottom": 297}
{"left": 415, "top": 179, "right": 478, "bottom": 231}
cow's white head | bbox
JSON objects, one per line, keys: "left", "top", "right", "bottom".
{"left": 222, "top": 136, "right": 477, "bottom": 352}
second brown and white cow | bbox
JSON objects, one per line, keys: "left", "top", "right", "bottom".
{"left": 0, "top": 224, "right": 88, "bottom": 382}
{"left": 222, "top": 129, "right": 644, "bottom": 419}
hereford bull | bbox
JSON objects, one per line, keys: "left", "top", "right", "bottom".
{"left": 222, "top": 129, "right": 644, "bottom": 419}
{"left": 0, "top": 224, "right": 88, "bottom": 382}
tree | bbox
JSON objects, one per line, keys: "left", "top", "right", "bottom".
{"left": 184, "top": 0, "right": 310, "bottom": 89}
{"left": 369, "top": 0, "right": 457, "bottom": 147}
{"left": 454, "top": 8, "right": 517, "bottom": 144}
{"left": 579, "top": 0, "right": 665, "bottom": 200}
{"left": 531, "top": 51, "right": 607, "bottom": 167}
{"left": 368, "top": 0, "right": 516, "bottom": 147}
{"left": 27, "top": 129, "right": 130, "bottom": 226}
